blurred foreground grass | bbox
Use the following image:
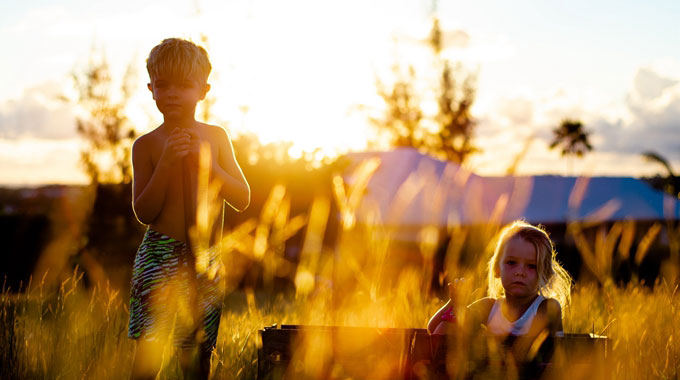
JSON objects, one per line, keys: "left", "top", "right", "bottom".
{"left": 1, "top": 270, "right": 678, "bottom": 379}
{"left": 2, "top": 163, "right": 680, "bottom": 379}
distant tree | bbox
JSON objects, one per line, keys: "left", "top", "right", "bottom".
{"left": 430, "top": 18, "right": 477, "bottom": 164}
{"left": 196, "top": 33, "right": 218, "bottom": 125}
{"left": 372, "top": 65, "right": 425, "bottom": 149}
{"left": 549, "top": 119, "right": 593, "bottom": 158}
{"left": 370, "top": 17, "right": 477, "bottom": 164}
{"left": 642, "top": 151, "right": 679, "bottom": 197}
{"left": 643, "top": 151, "right": 677, "bottom": 178}
{"left": 549, "top": 118, "right": 592, "bottom": 174}
{"left": 71, "top": 49, "right": 137, "bottom": 184}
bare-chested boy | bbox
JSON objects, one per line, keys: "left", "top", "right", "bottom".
{"left": 127, "top": 38, "right": 250, "bottom": 380}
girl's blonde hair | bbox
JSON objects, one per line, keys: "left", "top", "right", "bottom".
{"left": 487, "top": 220, "right": 572, "bottom": 309}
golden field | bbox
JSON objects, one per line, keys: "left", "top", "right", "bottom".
{"left": 2, "top": 170, "right": 679, "bottom": 379}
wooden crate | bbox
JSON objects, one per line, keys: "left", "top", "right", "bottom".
{"left": 257, "top": 325, "right": 608, "bottom": 380}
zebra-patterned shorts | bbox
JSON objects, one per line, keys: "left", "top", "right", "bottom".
{"left": 128, "top": 228, "right": 224, "bottom": 353}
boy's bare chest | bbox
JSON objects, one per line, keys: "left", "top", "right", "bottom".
{"left": 147, "top": 131, "right": 221, "bottom": 241}
{"left": 155, "top": 147, "right": 218, "bottom": 198}
{"left": 150, "top": 130, "right": 220, "bottom": 174}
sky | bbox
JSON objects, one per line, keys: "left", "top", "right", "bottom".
{"left": 1, "top": 0, "right": 680, "bottom": 186}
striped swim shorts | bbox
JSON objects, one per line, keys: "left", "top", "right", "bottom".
{"left": 128, "top": 228, "right": 224, "bottom": 352}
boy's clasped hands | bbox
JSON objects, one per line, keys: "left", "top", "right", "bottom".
{"left": 160, "top": 127, "right": 201, "bottom": 166}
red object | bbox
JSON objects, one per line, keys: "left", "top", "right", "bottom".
{"left": 440, "top": 307, "right": 456, "bottom": 323}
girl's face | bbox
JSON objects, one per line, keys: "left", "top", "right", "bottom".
{"left": 497, "top": 236, "right": 539, "bottom": 300}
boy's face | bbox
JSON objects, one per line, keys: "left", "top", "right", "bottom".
{"left": 148, "top": 75, "right": 210, "bottom": 121}
{"left": 497, "top": 236, "right": 539, "bottom": 299}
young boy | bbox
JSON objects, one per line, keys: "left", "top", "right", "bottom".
{"left": 128, "top": 38, "right": 250, "bottom": 380}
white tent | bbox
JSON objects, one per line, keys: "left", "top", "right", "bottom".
{"left": 343, "top": 148, "right": 680, "bottom": 232}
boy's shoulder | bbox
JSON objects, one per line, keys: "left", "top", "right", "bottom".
{"left": 132, "top": 126, "right": 164, "bottom": 152}
{"left": 196, "top": 122, "right": 229, "bottom": 139}
{"left": 195, "top": 123, "right": 234, "bottom": 154}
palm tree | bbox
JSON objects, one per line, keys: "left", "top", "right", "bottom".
{"left": 549, "top": 119, "right": 593, "bottom": 175}
{"left": 642, "top": 151, "right": 679, "bottom": 197}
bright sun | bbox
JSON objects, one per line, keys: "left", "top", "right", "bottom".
{"left": 171, "top": 2, "right": 410, "bottom": 163}
{"left": 203, "top": 43, "right": 383, "bottom": 161}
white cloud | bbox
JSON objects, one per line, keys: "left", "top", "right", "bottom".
{"left": 594, "top": 67, "right": 680, "bottom": 160}
{"left": 497, "top": 96, "right": 534, "bottom": 126}
{"left": 631, "top": 67, "right": 679, "bottom": 101}
{"left": 0, "top": 138, "right": 87, "bottom": 186}
{"left": 471, "top": 65, "right": 680, "bottom": 176}
{"left": 0, "top": 82, "right": 76, "bottom": 140}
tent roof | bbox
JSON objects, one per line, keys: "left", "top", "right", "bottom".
{"left": 343, "top": 148, "right": 680, "bottom": 227}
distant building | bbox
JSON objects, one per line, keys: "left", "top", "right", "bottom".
{"left": 343, "top": 148, "right": 680, "bottom": 243}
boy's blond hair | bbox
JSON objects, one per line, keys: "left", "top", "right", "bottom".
{"left": 146, "top": 38, "right": 211, "bottom": 83}
{"left": 487, "top": 220, "right": 572, "bottom": 309}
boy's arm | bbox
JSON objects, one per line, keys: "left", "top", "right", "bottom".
{"left": 212, "top": 127, "right": 250, "bottom": 212}
{"left": 132, "top": 137, "right": 170, "bottom": 224}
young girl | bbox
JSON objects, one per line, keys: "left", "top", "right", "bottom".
{"left": 428, "top": 220, "right": 572, "bottom": 338}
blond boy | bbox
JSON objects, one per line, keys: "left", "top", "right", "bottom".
{"left": 128, "top": 38, "right": 250, "bottom": 380}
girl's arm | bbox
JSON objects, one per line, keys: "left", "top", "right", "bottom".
{"left": 465, "top": 297, "right": 495, "bottom": 331}
{"left": 428, "top": 279, "right": 461, "bottom": 334}
{"left": 545, "top": 298, "right": 563, "bottom": 334}
{"left": 532, "top": 298, "right": 563, "bottom": 336}
{"left": 428, "top": 277, "right": 501, "bottom": 335}
{"left": 428, "top": 296, "right": 495, "bottom": 335}
{"left": 427, "top": 299, "right": 452, "bottom": 334}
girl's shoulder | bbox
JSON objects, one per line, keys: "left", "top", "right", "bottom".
{"left": 467, "top": 297, "right": 496, "bottom": 320}
{"left": 536, "top": 297, "right": 564, "bottom": 334}
{"left": 537, "top": 297, "right": 562, "bottom": 316}
{"left": 468, "top": 297, "right": 496, "bottom": 308}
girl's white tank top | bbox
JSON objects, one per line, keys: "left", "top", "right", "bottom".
{"left": 486, "top": 295, "right": 545, "bottom": 335}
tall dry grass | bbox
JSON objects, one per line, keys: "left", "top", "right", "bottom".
{"left": 2, "top": 159, "right": 680, "bottom": 379}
